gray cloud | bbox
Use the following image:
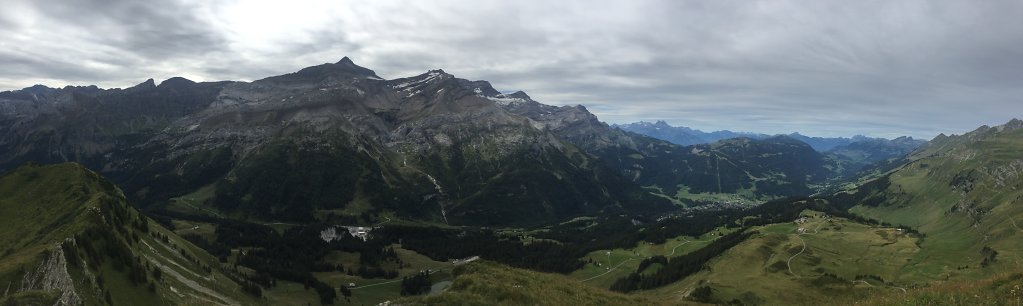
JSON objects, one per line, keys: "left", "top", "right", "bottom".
{"left": 0, "top": 0, "right": 1020, "bottom": 139}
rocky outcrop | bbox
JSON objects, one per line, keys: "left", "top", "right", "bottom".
{"left": 18, "top": 245, "right": 81, "bottom": 306}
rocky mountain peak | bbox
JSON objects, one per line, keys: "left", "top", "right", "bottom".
{"left": 20, "top": 84, "right": 58, "bottom": 97}
{"left": 263, "top": 57, "right": 381, "bottom": 83}
{"left": 505, "top": 90, "right": 531, "bottom": 100}
{"left": 1002, "top": 118, "right": 1023, "bottom": 131}
{"left": 157, "top": 77, "right": 196, "bottom": 88}
{"left": 125, "top": 78, "right": 157, "bottom": 92}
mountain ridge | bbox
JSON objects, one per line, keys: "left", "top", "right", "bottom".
{"left": 0, "top": 57, "right": 676, "bottom": 226}
{"left": 0, "top": 162, "right": 263, "bottom": 305}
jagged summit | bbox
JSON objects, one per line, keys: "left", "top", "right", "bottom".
{"left": 262, "top": 56, "right": 381, "bottom": 83}
{"left": 125, "top": 78, "right": 156, "bottom": 91}
{"left": 1002, "top": 118, "right": 1023, "bottom": 130}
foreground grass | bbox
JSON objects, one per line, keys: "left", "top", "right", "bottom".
{"left": 846, "top": 272, "right": 1023, "bottom": 306}
{"left": 397, "top": 260, "right": 674, "bottom": 306}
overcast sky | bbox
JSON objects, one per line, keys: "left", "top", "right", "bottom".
{"left": 2, "top": 0, "right": 1021, "bottom": 138}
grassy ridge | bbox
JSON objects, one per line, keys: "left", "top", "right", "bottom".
{"left": 0, "top": 163, "right": 262, "bottom": 305}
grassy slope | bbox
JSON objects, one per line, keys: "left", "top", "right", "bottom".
{"left": 396, "top": 260, "right": 675, "bottom": 306}
{"left": 847, "top": 272, "right": 1023, "bottom": 306}
{"left": 310, "top": 245, "right": 453, "bottom": 305}
{"left": 851, "top": 125, "right": 1023, "bottom": 282}
{"left": 624, "top": 212, "right": 922, "bottom": 305}
{"left": 568, "top": 231, "right": 726, "bottom": 289}
{"left": 0, "top": 163, "right": 261, "bottom": 305}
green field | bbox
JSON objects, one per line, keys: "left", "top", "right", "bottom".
{"left": 310, "top": 245, "right": 454, "bottom": 305}
{"left": 569, "top": 230, "right": 729, "bottom": 289}
{"left": 675, "top": 184, "right": 764, "bottom": 205}
{"left": 630, "top": 212, "right": 924, "bottom": 304}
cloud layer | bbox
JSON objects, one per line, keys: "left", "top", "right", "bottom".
{"left": 2, "top": 0, "right": 1021, "bottom": 138}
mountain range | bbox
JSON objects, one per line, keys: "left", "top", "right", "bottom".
{"left": 0, "top": 57, "right": 895, "bottom": 225}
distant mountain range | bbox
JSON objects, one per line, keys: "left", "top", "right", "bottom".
{"left": 616, "top": 120, "right": 927, "bottom": 179}
{"left": 615, "top": 120, "right": 923, "bottom": 152}
{"left": 614, "top": 121, "right": 769, "bottom": 147}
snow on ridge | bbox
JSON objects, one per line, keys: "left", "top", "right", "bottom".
{"left": 391, "top": 71, "right": 443, "bottom": 90}
{"left": 481, "top": 92, "right": 528, "bottom": 106}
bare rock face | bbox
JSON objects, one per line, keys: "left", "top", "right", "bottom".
{"left": 18, "top": 246, "right": 81, "bottom": 306}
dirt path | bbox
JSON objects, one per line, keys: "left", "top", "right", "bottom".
{"left": 852, "top": 280, "right": 874, "bottom": 287}
{"left": 852, "top": 280, "right": 906, "bottom": 293}
{"left": 668, "top": 237, "right": 717, "bottom": 256}
{"left": 786, "top": 234, "right": 807, "bottom": 278}
{"left": 668, "top": 240, "right": 692, "bottom": 257}
{"left": 580, "top": 257, "right": 640, "bottom": 282}
{"left": 351, "top": 269, "right": 439, "bottom": 290}
{"left": 786, "top": 221, "right": 824, "bottom": 278}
